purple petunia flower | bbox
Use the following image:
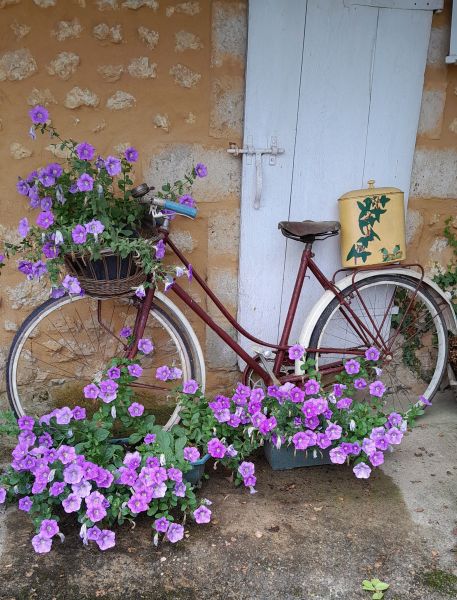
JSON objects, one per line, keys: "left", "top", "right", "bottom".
{"left": 83, "top": 383, "right": 99, "bottom": 399}
{"left": 369, "top": 380, "right": 386, "bottom": 398}
{"left": 135, "top": 285, "right": 146, "bottom": 299}
{"left": 38, "top": 169, "right": 55, "bottom": 188}
{"left": 18, "top": 217, "right": 30, "bottom": 238}
{"left": 354, "top": 378, "right": 367, "bottom": 389}
{"left": 207, "top": 438, "right": 226, "bottom": 459}
{"left": 64, "top": 463, "right": 84, "bottom": 485}
{"left": 40, "top": 519, "right": 59, "bottom": 539}
{"left": 128, "top": 402, "right": 144, "bottom": 417}
{"left": 156, "top": 365, "right": 171, "bottom": 381}
{"left": 36, "top": 211, "right": 54, "bottom": 229}
{"left": 123, "top": 452, "right": 141, "bottom": 470}
{"left": 107, "top": 366, "right": 121, "bottom": 380}
{"left": 179, "top": 194, "right": 196, "bottom": 208}
{"left": 288, "top": 344, "right": 305, "bottom": 361}
{"left": 238, "top": 462, "right": 255, "bottom": 479}
{"left": 387, "top": 412, "right": 402, "bottom": 427}
{"left": 17, "top": 179, "right": 30, "bottom": 196}
{"left": 329, "top": 446, "right": 347, "bottom": 465}
{"left": 29, "top": 105, "right": 49, "bottom": 124}
{"left": 125, "top": 147, "right": 138, "bottom": 162}
{"left": 41, "top": 197, "right": 52, "bottom": 211}
{"left": 85, "top": 219, "right": 105, "bottom": 235}
{"left": 183, "top": 446, "right": 200, "bottom": 462}
{"left": 18, "top": 415, "right": 35, "bottom": 430}
{"left": 32, "top": 535, "right": 52, "bottom": 553}
{"left": 49, "top": 482, "right": 66, "bottom": 497}
{"left": 87, "top": 526, "right": 101, "bottom": 541}
{"left": 336, "top": 397, "right": 353, "bottom": 410}
{"left": 193, "top": 505, "right": 211, "bottom": 524}
{"left": 72, "top": 224, "right": 87, "bottom": 244}
{"left": 75, "top": 142, "right": 95, "bottom": 161}
{"left": 194, "top": 163, "right": 207, "bottom": 178}
{"left": 144, "top": 433, "right": 156, "bottom": 445}
{"left": 96, "top": 530, "right": 116, "bottom": 551}
{"left": 385, "top": 427, "right": 403, "bottom": 445}
{"left": 154, "top": 517, "right": 169, "bottom": 533}
{"left": 46, "top": 163, "right": 63, "bottom": 179}
{"left": 418, "top": 394, "right": 432, "bottom": 407}
{"left": 353, "top": 462, "right": 371, "bottom": 479}
{"left": 292, "top": 431, "right": 310, "bottom": 450}
{"left": 42, "top": 241, "right": 59, "bottom": 259}
{"left": 62, "top": 495, "right": 81, "bottom": 513}
{"left": 365, "top": 347, "right": 380, "bottom": 361}
{"left": 98, "top": 379, "right": 119, "bottom": 403}
{"left": 138, "top": 338, "right": 154, "bottom": 354}
{"left": 104, "top": 156, "right": 122, "bottom": 177}
{"left": 77, "top": 173, "right": 94, "bottom": 192}
{"left": 18, "top": 496, "right": 33, "bottom": 512}
{"left": 0, "top": 488, "right": 6, "bottom": 504}
{"left": 166, "top": 523, "right": 184, "bottom": 543}
{"left": 120, "top": 326, "right": 132, "bottom": 338}
{"left": 369, "top": 451, "right": 384, "bottom": 467}
{"left": 344, "top": 359, "right": 360, "bottom": 375}
{"left": 325, "top": 422, "right": 342, "bottom": 441}
{"left": 183, "top": 379, "right": 198, "bottom": 394}
{"left": 155, "top": 239, "right": 166, "bottom": 260}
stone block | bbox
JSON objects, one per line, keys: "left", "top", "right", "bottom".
{"left": 97, "top": 64, "right": 123, "bottom": 82}
{"left": 205, "top": 322, "right": 238, "bottom": 370}
{"left": 0, "top": 0, "right": 20, "bottom": 7}
{"left": 0, "top": 49, "right": 37, "bottom": 81}
{"left": 211, "top": 1, "right": 247, "bottom": 67}
{"left": 33, "top": 0, "right": 56, "bottom": 6}
{"left": 47, "top": 52, "right": 80, "bottom": 80}
{"left": 127, "top": 57, "right": 157, "bottom": 79}
{"left": 10, "top": 22, "right": 31, "bottom": 40}
{"left": 207, "top": 267, "right": 238, "bottom": 311}
{"left": 169, "top": 64, "right": 201, "bottom": 88}
{"left": 138, "top": 26, "right": 159, "bottom": 49}
{"left": 209, "top": 76, "right": 244, "bottom": 138}
{"left": 122, "top": 0, "right": 158, "bottom": 8}
{"left": 10, "top": 143, "right": 32, "bottom": 159}
{"left": 145, "top": 144, "right": 241, "bottom": 199}
{"left": 106, "top": 90, "right": 136, "bottom": 110}
{"left": 6, "top": 280, "right": 49, "bottom": 310}
{"left": 405, "top": 209, "right": 423, "bottom": 245}
{"left": 153, "top": 113, "right": 170, "bottom": 132}
{"left": 93, "top": 23, "right": 123, "bottom": 43}
{"left": 169, "top": 230, "right": 195, "bottom": 253}
{"left": 52, "top": 19, "right": 83, "bottom": 41}
{"left": 417, "top": 88, "right": 446, "bottom": 139}
{"left": 427, "top": 26, "right": 450, "bottom": 65}
{"left": 65, "top": 87, "right": 100, "bottom": 109}
{"left": 208, "top": 208, "right": 240, "bottom": 255}
{"left": 166, "top": 1, "right": 200, "bottom": 17}
{"left": 410, "top": 148, "right": 457, "bottom": 198}
{"left": 175, "top": 31, "right": 203, "bottom": 52}
{"left": 27, "top": 88, "right": 57, "bottom": 106}
{"left": 96, "top": 0, "right": 119, "bottom": 8}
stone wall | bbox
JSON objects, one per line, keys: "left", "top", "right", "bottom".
{"left": 0, "top": 0, "right": 247, "bottom": 395}
{"left": 408, "top": 1, "right": 457, "bottom": 278}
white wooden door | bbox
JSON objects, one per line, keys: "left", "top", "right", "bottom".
{"left": 238, "top": 0, "right": 434, "bottom": 353}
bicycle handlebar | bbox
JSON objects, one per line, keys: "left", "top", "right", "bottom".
{"left": 161, "top": 199, "right": 198, "bottom": 219}
{"left": 131, "top": 183, "right": 198, "bottom": 219}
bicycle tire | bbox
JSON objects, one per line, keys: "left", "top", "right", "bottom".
{"left": 6, "top": 293, "right": 205, "bottom": 429}
{"left": 307, "top": 273, "right": 448, "bottom": 411}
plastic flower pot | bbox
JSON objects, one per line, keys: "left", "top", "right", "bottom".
{"left": 264, "top": 441, "right": 332, "bottom": 471}
{"left": 184, "top": 453, "right": 210, "bottom": 486}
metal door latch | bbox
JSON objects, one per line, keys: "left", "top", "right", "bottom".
{"left": 227, "top": 137, "right": 285, "bottom": 209}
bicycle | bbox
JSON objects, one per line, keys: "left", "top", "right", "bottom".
{"left": 6, "top": 183, "right": 454, "bottom": 428}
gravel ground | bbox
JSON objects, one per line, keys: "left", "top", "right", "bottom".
{"left": 0, "top": 392, "right": 456, "bottom": 600}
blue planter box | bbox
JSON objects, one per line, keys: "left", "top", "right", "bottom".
{"left": 184, "top": 453, "right": 210, "bottom": 486}
{"left": 264, "top": 441, "right": 332, "bottom": 471}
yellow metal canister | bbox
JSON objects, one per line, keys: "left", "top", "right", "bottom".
{"left": 338, "top": 180, "right": 406, "bottom": 267}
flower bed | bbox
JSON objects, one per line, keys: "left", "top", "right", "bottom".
{"left": 0, "top": 346, "right": 428, "bottom": 551}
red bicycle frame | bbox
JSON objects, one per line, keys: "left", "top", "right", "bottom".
{"left": 122, "top": 224, "right": 422, "bottom": 388}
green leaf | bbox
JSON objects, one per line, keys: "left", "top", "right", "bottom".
{"left": 362, "top": 581, "right": 376, "bottom": 591}
{"left": 372, "top": 592, "right": 384, "bottom": 600}
{"left": 94, "top": 428, "right": 110, "bottom": 441}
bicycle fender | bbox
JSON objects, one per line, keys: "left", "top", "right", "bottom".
{"left": 154, "top": 291, "right": 206, "bottom": 391}
{"left": 296, "top": 267, "right": 457, "bottom": 375}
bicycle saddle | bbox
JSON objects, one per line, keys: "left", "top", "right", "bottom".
{"left": 278, "top": 220, "right": 340, "bottom": 243}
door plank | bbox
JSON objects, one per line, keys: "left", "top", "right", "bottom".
{"left": 237, "top": 0, "right": 307, "bottom": 353}
{"left": 279, "top": 0, "right": 379, "bottom": 342}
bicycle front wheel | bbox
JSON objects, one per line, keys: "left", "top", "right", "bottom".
{"left": 6, "top": 293, "right": 205, "bottom": 428}
{"left": 307, "top": 274, "right": 448, "bottom": 412}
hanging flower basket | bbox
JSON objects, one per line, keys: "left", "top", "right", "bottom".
{"left": 264, "top": 441, "right": 332, "bottom": 471}
{"left": 64, "top": 249, "right": 146, "bottom": 297}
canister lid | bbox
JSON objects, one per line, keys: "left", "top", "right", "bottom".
{"left": 339, "top": 179, "right": 402, "bottom": 200}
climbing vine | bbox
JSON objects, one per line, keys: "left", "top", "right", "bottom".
{"left": 346, "top": 194, "right": 391, "bottom": 264}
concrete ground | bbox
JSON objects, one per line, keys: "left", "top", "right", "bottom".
{"left": 0, "top": 392, "right": 457, "bottom": 600}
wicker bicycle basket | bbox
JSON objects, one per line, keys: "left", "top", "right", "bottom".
{"left": 64, "top": 249, "right": 146, "bottom": 298}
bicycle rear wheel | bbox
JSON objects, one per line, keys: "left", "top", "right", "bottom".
{"left": 307, "top": 274, "right": 448, "bottom": 412}
{"left": 6, "top": 293, "right": 204, "bottom": 428}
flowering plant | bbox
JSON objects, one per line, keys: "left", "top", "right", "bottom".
{"left": 0, "top": 342, "right": 214, "bottom": 553}
{"left": 1, "top": 105, "right": 205, "bottom": 297}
